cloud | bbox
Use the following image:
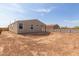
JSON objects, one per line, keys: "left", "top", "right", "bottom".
{"left": 0, "top": 4, "right": 25, "bottom": 20}
{"left": 64, "top": 20, "right": 79, "bottom": 24}
{"left": 0, "top": 4, "right": 24, "bottom": 13}
{"left": 0, "top": 4, "right": 25, "bottom": 27}
{"left": 32, "top": 8, "right": 52, "bottom": 13}
{"left": 32, "top": 7, "right": 55, "bottom": 16}
{"left": 8, "top": 4, "right": 25, "bottom": 13}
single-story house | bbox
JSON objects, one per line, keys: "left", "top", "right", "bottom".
{"left": 8, "top": 19, "right": 46, "bottom": 34}
{"left": 46, "top": 24, "right": 60, "bottom": 31}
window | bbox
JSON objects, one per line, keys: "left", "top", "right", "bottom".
{"left": 30, "top": 26, "right": 33, "bottom": 29}
{"left": 19, "top": 23, "right": 23, "bottom": 29}
{"left": 30, "top": 25, "right": 33, "bottom": 29}
{"left": 36, "top": 25, "right": 38, "bottom": 26}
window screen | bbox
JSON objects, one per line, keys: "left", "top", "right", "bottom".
{"left": 30, "top": 25, "right": 33, "bottom": 29}
{"left": 19, "top": 23, "right": 23, "bottom": 29}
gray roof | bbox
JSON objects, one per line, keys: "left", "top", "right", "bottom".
{"left": 16, "top": 19, "right": 46, "bottom": 25}
{"left": 9, "top": 19, "right": 46, "bottom": 26}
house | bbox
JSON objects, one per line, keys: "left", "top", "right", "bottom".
{"left": 46, "top": 24, "right": 60, "bottom": 29}
{"left": 8, "top": 19, "right": 46, "bottom": 34}
{"left": 46, "top": 24, "right": 60, "bottom": 31}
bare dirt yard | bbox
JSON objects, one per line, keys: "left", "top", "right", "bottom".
{"left": 0, "top": 31, "right": 79, "bottom": 56}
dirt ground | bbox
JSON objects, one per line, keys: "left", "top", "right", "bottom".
{"left": 0, "top": 31, "right": 79, "bottom": 56}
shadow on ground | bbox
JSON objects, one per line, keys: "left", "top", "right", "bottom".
{"left": 19, "top": 32, "right": 51, "bottom": 36}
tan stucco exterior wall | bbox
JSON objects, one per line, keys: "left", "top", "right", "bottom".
{"left": 8, "top": 22, "right": 18, "bottom": 33}
{"left": 9, "top": 20, "right": 46, "bottom": 34}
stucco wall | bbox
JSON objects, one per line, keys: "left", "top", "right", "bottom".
{"left": 8, "top": 22, "right": 18, "bottom": 33}
{"left": 17, "top": 20, "right": 46, "bottom": 33}
{"left": 9, "top": 20, "right": 46, "bottom": 34}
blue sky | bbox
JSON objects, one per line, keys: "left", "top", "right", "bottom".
{"left": 0, "top": 3, "right": 79, "bottom": 27}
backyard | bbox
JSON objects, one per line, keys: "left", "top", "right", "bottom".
{"left": 0, "top": 31, "right": 78, "bottom": 55}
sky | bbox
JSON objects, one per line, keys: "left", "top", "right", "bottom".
{"left": 0, "top": 3, "right": 79, "bottom": 27}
